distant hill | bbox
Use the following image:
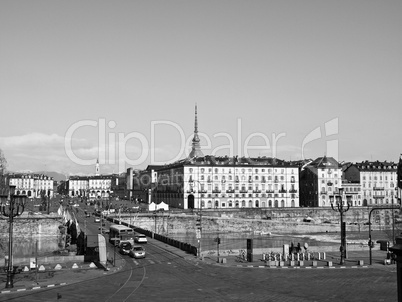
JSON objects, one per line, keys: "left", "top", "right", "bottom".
{"left": 35, "top": 171, "right": 67, "bottom": 182}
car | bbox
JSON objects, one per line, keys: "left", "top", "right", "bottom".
{"left": 134, "top": 234, "right": 147, "bottom": 243}
{"left": 129, "top": 246, "right": 146, "bottom": 259}
{"left": 86, "top": 212, "right": 91, "bottom": 218}
{"left": 94, "top": 217, "right": 100, "bottom": 223}
{"left": 119, "top": 241, "right": 132, "bottom": 255}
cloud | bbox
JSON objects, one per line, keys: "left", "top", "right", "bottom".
{"left": 0, "top": 133, "right": 97, "bottom": 173}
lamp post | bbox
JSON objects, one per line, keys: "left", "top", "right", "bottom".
{"left": 193, "top": 180, "right": 203, "bottom": 259}
{"left": 329, "top": 188, "right": 350, "bottom": 265}
{"left": 0, "top": 185, "right": 27, "bottom": 288}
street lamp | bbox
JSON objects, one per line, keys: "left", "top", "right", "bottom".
{"left": 0, "top": 185, "right": 27, "bottom": 288}
{"left": 329, "top": 188, "right": 350, "bottom": 265}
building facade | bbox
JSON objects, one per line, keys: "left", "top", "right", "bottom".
{"left": 8, "top": 173, "right": 54, "bottom": 198}
{"left": 60, "top": 175, "right": 116, "bottom": 200}
{"left": 354, "top": 161, "right": 398, "bottom": 206}
{"left": 135, "top": 156, "right": 300, "bottom": 210}
{"left": 300, "top": 156, "right": 343, "bottom": 207}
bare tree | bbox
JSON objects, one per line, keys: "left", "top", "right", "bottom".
{"left": 0, "top": 148, "right": 8, "bottom": 189}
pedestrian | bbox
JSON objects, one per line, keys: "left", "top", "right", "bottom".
{"left": 290, "top": 242, "right": 294, "bottom": 254}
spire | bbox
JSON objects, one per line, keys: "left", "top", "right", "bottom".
{"left": 95, "top": 158, "right": 100, "bottom": 176}
{"left": 189, "top": 104, "right": 204, "bottom": 158}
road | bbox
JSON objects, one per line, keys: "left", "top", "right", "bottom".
{"left": 1, "top": 238, "right": 397, "bottom": 301}
{"left": 0, "top": 202, "right": 397, "bottom": 301}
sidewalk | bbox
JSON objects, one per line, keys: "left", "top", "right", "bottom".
{"left": 0, "top": 258, "right": 125, "bottom": 295}
{"left": 0, "top": 238, "right": 396, "bottom": 295}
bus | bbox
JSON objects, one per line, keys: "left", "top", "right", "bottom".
{"left": 109, "top": 224, "right": 135, "bottom": 246}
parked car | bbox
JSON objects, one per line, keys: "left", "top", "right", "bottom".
{"left": 129, "top": 246, "right": 146, "bottom": 259}
{"left": 119, "top": 241, "right": 132, "bottom": 255}
{"left": 94, "top": 217, "right": 100, "bottom": 223}
{"left": 134, "top": 234, "right": 147, "bottom": 244}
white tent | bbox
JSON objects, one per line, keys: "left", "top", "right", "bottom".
{"left": 157, "top": 201, "right": 169, "bottom": 211}
{"left": 148, "top": 202, "right": 157, "bottom": 211}
{"left": 148, "top": 201, "right": 169, "bottom": 211}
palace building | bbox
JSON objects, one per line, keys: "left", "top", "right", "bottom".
{"left": 344, "top": 160, "right": 398, "bottom": 206}
{"left": 134, "top": 105, "right": 300, "bottom": 210}
{"left": 8, "top": 173, "right": 54, "bottom": 198}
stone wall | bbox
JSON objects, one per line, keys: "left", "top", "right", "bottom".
{"left": 117, "top": 206, "right": 397, "bottom": 236}
{"left": 121, "top": 214, "right": 373, "bottom": 235}
{"left": 0, "top": 216, "right": 62, "bottom": 238}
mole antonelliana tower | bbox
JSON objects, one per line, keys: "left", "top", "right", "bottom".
{"left": 188, "top": 104, "right": 204, "bottom": 158}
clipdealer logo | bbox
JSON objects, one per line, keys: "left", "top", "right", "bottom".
{"left": 64, "top": 117, "right": 339, "bottom": 172}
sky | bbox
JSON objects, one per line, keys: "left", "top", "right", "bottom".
{"left": 0, "top": 0, "right": 401, "bottom": 176}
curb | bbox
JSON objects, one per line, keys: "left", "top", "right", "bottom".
{"left": 0, "top": 282, "right": 68, "bottom": 294}
{"left": 0, "top": 264, "right": 125, "bottom": 295}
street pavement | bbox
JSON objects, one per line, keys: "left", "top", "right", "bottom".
{"left": 0, "top": 236, "right": 396, "bottom": 297}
